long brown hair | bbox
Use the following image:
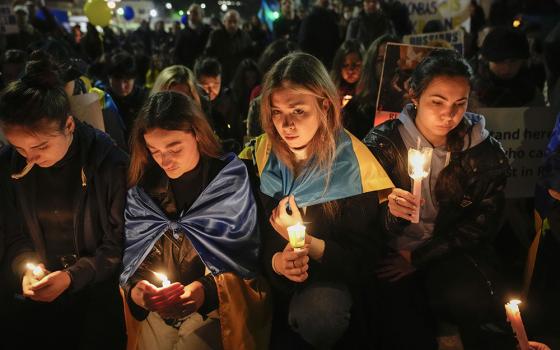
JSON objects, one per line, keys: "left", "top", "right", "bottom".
{"left": 150, "top": 65, "right": 202, "bottom": 106}
{"left": 128, "top": 91, "right": 222, "bottom": 188}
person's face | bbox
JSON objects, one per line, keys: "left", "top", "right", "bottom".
{"left": 109, "top": 77, "right": 135, "bottom": 97}
{"left": 375, "top": 42, "right": 387, "bottom": 80}
{"left": 341, "top": 52, "right": 362, "bottom": 84}
{"left": 281, "top": 0, "right": 292, "bottom": 15}
{"left": 199, "top": 75, "right": 221, "bottom": 101}
{"left": 363, "top": 0, "right": 377, "bottom": 14}
{"left": 189, "top": 7, "right": 201, "bottom": 24}
{"left": 488, "top": 59, "right": 523, "bottom": 80}
{"left": 270, "top": 86, "right": 324, "bottom": 151}
{"left": 412, "top": 75, "right": 470, "bottom": 146}
{"left": 223, "top": 13, "right": 239, "bottom": 34}
{"left": 144, "top": 128, "right": 200, "bottom": 179}
{"left": 14, "top": 10, "right": 27, "bottom": 27}
{"left": 4, "top": 117, "right": 75, "bottom": 167}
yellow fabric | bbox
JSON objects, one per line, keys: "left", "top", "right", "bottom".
{"left": 522, "top": 211, "right": 544, "bottom": 298}
{"left": 239, "top": 134, "right": 271, "bottom": 176}
{"left": 80, "top": 75, "right": 93, "bottom": 91}
{"left": 347, "top": 130, "right": 394, "bottom": 192}
{"left": 215, "top": 273, "right": 272, "bottom": 350}
{"left": 89, "top": 87, "right": 106, "bottom": 109}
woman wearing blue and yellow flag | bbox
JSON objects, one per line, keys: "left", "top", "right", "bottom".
{"left": 120, "top": 91, "right": 271, "bottom": 350}
{"left": 240, "top": 53, "right": 393, "bottom": 348}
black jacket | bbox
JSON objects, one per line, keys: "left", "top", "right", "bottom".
{"left": 363, "top": 119, "right": 510, "bottom": 267}
{"left": 1, "top": 122, "right": 128, "bottom": 292}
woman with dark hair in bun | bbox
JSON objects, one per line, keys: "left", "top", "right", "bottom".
{"left": 0, "top": 51, "right": 127, "bottom": 348}
{"left": 363, "top": 50, "right": 516, "bottom": 349}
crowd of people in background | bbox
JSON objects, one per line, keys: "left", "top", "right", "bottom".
{"left": 0, "top": 0, "right": 559, "bottom": 349}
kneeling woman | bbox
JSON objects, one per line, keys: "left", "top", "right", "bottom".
{"left": 241, "top": 53, "right": 393, "bottom": 348}
{"left": 363, "top": 50, "right": 515, "bottom": 350}
{"left": 120, "top": 91, "right": 270, "bottom": 350}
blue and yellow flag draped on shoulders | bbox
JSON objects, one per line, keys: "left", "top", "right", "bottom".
{"left": 120, "top": 153, "right": 271, "bottom": 349}
{"left": 240, "top": 130, "right": 393, "bottom": 206}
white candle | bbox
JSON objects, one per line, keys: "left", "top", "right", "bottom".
{"left": 153, "top": 272, "right": 171, "bottom": 287}
{"left": 287, "top": 223, "right": 306, "bottom": 252}
{"left": 25, "top": 263, "right": 45, "bottom": 279}
{"left": 504, "top": 299, "right": 530, "bottom": 350}
{"left": 407, "top": 147, "right": 432, "bottom": 224}
{"left": 342, "top": 95, "right": 352, "bottom": 107}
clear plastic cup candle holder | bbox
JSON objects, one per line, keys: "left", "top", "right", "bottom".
{"left": 287, "top": 223, "right": 306, "bottom": 252}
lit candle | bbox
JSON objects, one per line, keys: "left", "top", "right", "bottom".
{"left": 407, "top": 145, "right": 432, "bottom": 224}
{"left": 504, "top": 299, "right": 530, "bottom": 350}
{"left": 153, "top": 272, "right": 171, "bottom": 287}
{"left": 342, "top": 95, "right": 352, "bottom": 107}
{"left": 287, "top": 223, "right": 306, "bottom": 252}
{"left": 25, "top": 263, "right": 45, "bottom": 279}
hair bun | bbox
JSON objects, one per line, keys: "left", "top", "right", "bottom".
{"left": 21, "top": 50, "right": 62, "bottom": 89}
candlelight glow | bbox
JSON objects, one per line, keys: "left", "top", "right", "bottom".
{"left": 153, "top": 272, "right": 170, "bottom": 287}
{"left": 26, "top": 263, "right": 45, "bottom": 278}
{"left": 287, "top": 222, "right": 306, "bottom": 251}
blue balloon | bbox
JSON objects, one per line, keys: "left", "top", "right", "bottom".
{"left": 123, "top": 5, "right": 135, "bottom": 21}
{"left": 181, "top": 14, "right": 188, "bottom": 25}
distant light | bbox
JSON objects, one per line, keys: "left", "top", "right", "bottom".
{"left": 271, "top": 11, "right": 280, "bottom": 20}
{"left": 513, "top": 19, "right": 522, "bottom": 28}
{"left": 178, "top": 10, "right": 184, "bottom": 16}
{"left": 116, "top": 7, "right": 124, "bottom": 15}
{"left": 201, "top": 3, "right": 206, "bottom": 9}
{"left": 107, "top": 1, "right": 116, "bottom": 9}
{"left": 150, "top": 9, "right": 158, "bottom": 17}
{"left": 165, "top": 2, "right": 172, "bottom": 9}
{"left": 221, "top": 3, "right": 227, "bottom": 11}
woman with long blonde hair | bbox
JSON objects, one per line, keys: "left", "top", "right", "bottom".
{"left": 241, "top": 52, "right": 393, "bottom": 348}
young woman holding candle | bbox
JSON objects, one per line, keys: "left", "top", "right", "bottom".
{"left": 120, "top": 91, "right": 270, "bottom": 350}
{"left": 0, "top": 51, "right": 127, "bottom": 348}
{"left": 240, "top": 52, "right": 393, "bottom": 348}
{"left": 363, "top": 50, "right": 516, "bottom": 349}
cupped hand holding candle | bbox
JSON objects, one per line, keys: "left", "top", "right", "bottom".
{"left": 131, "top": 277, "right": 184, "bottom": 313}
{"left": 269, "top": 195, "right": 303, "bottom": 241}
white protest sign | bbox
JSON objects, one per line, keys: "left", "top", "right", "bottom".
{"left": 403, "top": 29, "right": 464, "bottom": 54}
{"left": 397, "top": 0, "right": 470, "bottom": 34}
{"left": 481, "top": 107, "right": 557, "bottom": 198}
{"left": 69, "top": 93, "right": 105, "bottom": 131}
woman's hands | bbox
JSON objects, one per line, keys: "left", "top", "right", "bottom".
{"left": 387, "top": 188, "right": 420, "bottom": 221}
{"left": 22, "top": 265, "right": 72, "bottom": 302}
{"left": 272, "top": 243, "right": 310, "bottom": 283}
{"left": 131, "top": 280, "right": 206, "bottom": 320}
{"left": 269, "top": 195, "right": 303, "bottom": 241}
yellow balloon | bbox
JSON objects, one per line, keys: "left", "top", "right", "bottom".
{"left": 83, "top": 0, "right": 112, "bottom": 27}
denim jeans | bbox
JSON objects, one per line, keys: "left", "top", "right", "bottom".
{"left": 288, "top": 281, "right": 352, "bottom": 349}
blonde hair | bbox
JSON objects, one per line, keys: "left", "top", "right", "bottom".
{"left": 260, "top": 53, "right": 342, "bottom": 174}
{"left": 150, "top": 65, "right": 201, "bottom": 106}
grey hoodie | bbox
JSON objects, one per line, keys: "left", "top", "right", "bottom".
{"left": 391, "top": 104, "right": 490, "bottom": 251}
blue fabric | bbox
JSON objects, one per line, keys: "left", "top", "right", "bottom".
{"left": 102, "top": 92, "right": 126, "bottom": 130}
{"left": 546, "top": 111, "right": 560, "bottom": 156}
{"left": 120, "top": 154, "right": 259, "bottom": 285}
{"left": 260, "top": 131, "right": 363, "bottom": 208}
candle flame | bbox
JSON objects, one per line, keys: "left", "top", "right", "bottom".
{"left": 509, "top": 299, "right": 522, "bottom": 306}
{"left": 26, "top": 263, "right": 44, "bottom": 278}
{"left": 410, "top": 152, "right": 427, "bottom": 178}
{"left": 153, "top": 271, "right": 171, "bottom": 287}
